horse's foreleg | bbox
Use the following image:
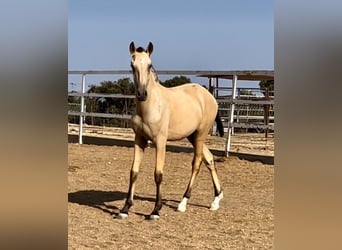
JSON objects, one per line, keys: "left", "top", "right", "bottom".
{"left": 150, "top": 137, "right": 166, "bottom": 220}
{"left": 118, "top": 136, "right": 146, "bottom": 219}
{"left": 202, "top": 144, "right": 223, "bottom": 210}
{"left": 178, "top": 138, "right": 204, "bottom": 212}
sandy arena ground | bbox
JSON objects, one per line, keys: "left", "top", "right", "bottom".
{"left": 68, "top": 126, "right": 274, "bottom": 249}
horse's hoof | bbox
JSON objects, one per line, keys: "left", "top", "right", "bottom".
{"left": 209, "top": 204, "right": 220, "bottom": 211}
{"left": 149, "top": 214, "right": 160, "bottom": 220}
{"left": 209, "top": 192, "right": 223, "bottom": 211}
{"left": 116, "top": 213, "right": 128, "bottom": 219}
{"left": 177, "top": 197, "right": 188, "bottom": 212}
{"left": 177, "top": 204, "right": 186, "bottom": 212}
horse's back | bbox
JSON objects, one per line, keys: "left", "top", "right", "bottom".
{"left": 169, "top": 83, "right": 217, "bottom": 112}
{"left": 162, "top": 83, "right": 218, "bottom": 140}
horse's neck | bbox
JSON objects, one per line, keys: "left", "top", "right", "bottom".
{"left": 137, "top": 77, "right": 163, "bottom": 113}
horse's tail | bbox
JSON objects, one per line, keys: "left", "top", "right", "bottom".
{"left": 215, "top": 112, "right": 224, "bottom": 137}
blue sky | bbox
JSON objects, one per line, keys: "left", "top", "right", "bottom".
{"left": 68, "top": 0, "right": 274, "bottom": 91}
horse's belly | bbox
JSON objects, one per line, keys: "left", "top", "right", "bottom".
{"left": 167, "top": 107, "right": 202, "bottom": 140}
{"left": 167, "top": 123, "right": 197, "bottom": 141}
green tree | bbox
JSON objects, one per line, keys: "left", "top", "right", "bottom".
{"left": 117, "top": 78, "right": 135, "bottom": 94}
{"left": 68, "top": 92, "right": 80, "bottom": 124}
{"left": 68, "top": 94, "right": 79, "bottom": 104}
{"left": 85, "top": 78, "right": 136, "bottom": 126}
{"left": 160, "top": 75, "right": 191, "bottom": 87}
{"left": 89, "top": 81, "right": 119, "bottom": 94}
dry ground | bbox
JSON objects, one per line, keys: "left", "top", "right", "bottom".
{"left": 68, "top": 141, "right": 274, "bottom": 249}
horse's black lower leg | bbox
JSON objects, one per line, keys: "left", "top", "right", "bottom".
{"left": 149, "top": 138, "right": 166, "bottom": 220}
{"left": 120, "top": 170, "right": 138, "bottom": 215}
{"left": 207, "top": 163, "right": 224, "bottom": 210}
{"left": 150, "top": 171, "right": 163, "bottom": 218}
{"left": 178, "top": 141, "right": 203, "bottom": 212}
{"left": 118, "top": 136, "right": 146, "bottom": 219}
{"left": 206, "top": 163, "right": 222, "bottom": 197}
{"left": 183, "top": 158, "right": 201, "bottom": 199}
{"left": 202, "top": 144, "right": 223, "bottom": 210}
{"left": 213, "top": 182, "right": 222, "bottom": 197}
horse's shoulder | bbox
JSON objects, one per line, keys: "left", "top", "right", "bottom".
{"left": 176, "top": 83, "right": 202, "bottom": 91}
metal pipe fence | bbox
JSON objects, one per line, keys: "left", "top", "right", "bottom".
{"left": 68, "top": 70, "right": 274, "bottom": 156}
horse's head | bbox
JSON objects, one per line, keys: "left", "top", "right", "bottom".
{"left": 129, "top": 41, "right": 154, "bottom": 101}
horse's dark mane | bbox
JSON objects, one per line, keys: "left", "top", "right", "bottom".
{"left": 150, "top": 65, "right": 159, "bottom": 82}
{"left": 136, "top": 47, "right": 145, "bottom": 52}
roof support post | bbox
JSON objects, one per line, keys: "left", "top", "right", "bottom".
{"left": 208, "top": 77, "right": 216, "bottom": 135}
{"left": 225, "top": 74, "right": 238, "bottom": 156}
{"left": 215, "top": 77, "right": 219, "bottom": 98}
{"left": 79, "top": 73, "right": 86, "bottom": 144}
{"left": 208, "top": 77, "right": 214, "bottom": 94}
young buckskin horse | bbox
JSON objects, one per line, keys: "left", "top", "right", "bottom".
{"left": 118, "top": 42, "right": 224, "bottom": 220}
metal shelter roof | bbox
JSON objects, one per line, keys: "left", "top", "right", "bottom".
{"left": 68, "top": 70, "right": 274, "bottom": 81}
{"left": 196, "top": 70, "right": 274, "bottom": 81}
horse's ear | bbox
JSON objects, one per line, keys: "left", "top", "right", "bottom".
{"left": 129, "top": 41, "right": 136, "bottom": 55}
{"left": 146, "top": 42, "right": 153, "bottom": 56}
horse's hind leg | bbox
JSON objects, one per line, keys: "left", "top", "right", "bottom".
{"left": 202, "top": 144, "right": 223, "bottom": 210}
{"left": 177, "top": 134, "right": 204, "bottom": 212}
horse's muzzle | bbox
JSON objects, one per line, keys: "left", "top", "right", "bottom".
{"left": 136, "top": 88, "right": 147, "bottom": 101}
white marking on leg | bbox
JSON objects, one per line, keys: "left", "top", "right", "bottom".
{"left": 149, "top": 214, "right": 160, "bottom": 220}
{"left": 117, "top": 213, "right": 129, "bottom": 219}
{"left": 209, "top": 192, "right": 223, "bottom": 211}
{"left": 177, "top": 197, "right": 188, "bottom": 212}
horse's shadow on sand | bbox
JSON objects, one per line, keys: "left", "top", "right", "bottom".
{"left": 68, "top": 190, "right": 208, "bottom": 218}
{"left": 68, "top": 190, "right": 126, "bottom": 216}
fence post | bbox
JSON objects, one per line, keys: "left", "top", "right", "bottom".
{"left": 264, "top": 86, "right": 270, "bottom": 138}
{"left": 79, "top": 73, "right": 86, "bottom": 144}
{"left": 225, "top": 74, "right": 238, "bottom": 156}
